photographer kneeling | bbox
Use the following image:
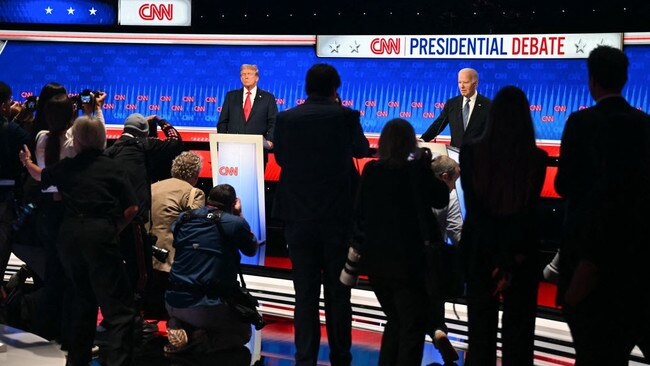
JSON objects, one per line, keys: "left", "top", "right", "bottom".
{"left": 165, "top": 184, "right": 259, "bottom": 354}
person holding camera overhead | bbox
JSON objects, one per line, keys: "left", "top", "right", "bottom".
{"left": 21, "top": 116, "right": 139, "bottom": 366}
{"left": 354, "top": 118, "right": 449, "bottom": 365}
{"left": 18, "top": 88, "right": 106, "bottom": 345}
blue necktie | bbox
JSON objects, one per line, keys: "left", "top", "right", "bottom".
{"left": 462, "top": 98, "right": 471, "bottom": 130}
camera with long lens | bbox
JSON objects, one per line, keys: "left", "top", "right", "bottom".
{"left": 339, "top": 246, "right": 362, "bottom": 287}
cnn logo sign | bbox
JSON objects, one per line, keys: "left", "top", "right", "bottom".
{"left": 370, "top": 38, "right": 401, "bottom": 55}
{"left": 219, "top": 166, "right": 239, "bottom": 176}
{"left": 120, "top": 0, "right": 191, "bottom": 26}
{"left": 139, "top": 3, "right": 173, "bottom": 21}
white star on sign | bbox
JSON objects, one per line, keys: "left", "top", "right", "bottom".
{"left": 329, "top": 42, "right": 340, "bottom": 53}
{"left": 350, "top": 41, "right": 361, "bottom": 53}
{"left": 45, "top": 6, "right": 53, "bottom": 14}
{"left": 575, "top": 39, "right": 587, "bottom": 53}
{"left": 67, "top": 7, "right": 75, "bottom": 15}
{"left": 89, "top": 7, "right": 97, "bottom": 15}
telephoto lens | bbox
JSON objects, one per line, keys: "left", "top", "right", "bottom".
{"left": 339, "top": 246, "right": 361, "bottom": 287}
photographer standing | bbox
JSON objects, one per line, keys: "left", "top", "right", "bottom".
{"left": 20, "top": 116, "right": 138, "bottom": 366}
{"left": 355, "top": 118, "right": 449, "bottom": 365}
{"left": 104, "top": 113, "right": 183, "bottom": 322}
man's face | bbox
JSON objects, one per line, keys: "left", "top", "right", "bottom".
{"left": 240, "top": 68, "right": 259, "bottom": 90}
{"left": 458, "top": 71, "right": 478, "bottom": 98}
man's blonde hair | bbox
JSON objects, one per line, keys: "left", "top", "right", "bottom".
{"left": 240, "top": 64, "right": 259, "bottom": 76}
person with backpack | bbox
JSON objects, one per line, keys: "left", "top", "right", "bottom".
{"left": 164, "top": 184, "right": 258, "bottom": 354}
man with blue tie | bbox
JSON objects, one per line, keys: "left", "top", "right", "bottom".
{"left": 421, "top": 68, "right": 492, "bottom": 148}
{"left": 217, "top": 64, "right": 278, "bottom": 151}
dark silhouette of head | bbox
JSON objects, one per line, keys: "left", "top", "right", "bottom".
{"left": 587, "top": 46, "right": 629, "bottom": 96}
{"left": 305, "top": 64, "right": 341, "bottom": 98}
{"left": 378, "top": 118, "right": 417, "bottom": 168}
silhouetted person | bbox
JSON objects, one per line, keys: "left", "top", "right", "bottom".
{"left": 356, "top": 118, "right": 449, "bottom": 365}
{"left": 555, "top": 45, "right": 650, "bottom": 365}
{"left": 460, "top": 86, "right": 547, "bottom": 365}
{"left": 272, "top": 64, "right": 369, "bottom": 366}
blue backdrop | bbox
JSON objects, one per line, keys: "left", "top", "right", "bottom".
{"left": 1, "top": 41, "right": 648, "bottom": 141}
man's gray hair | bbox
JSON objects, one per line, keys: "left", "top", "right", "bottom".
{"left": 459, "top": 67, "right": 479, "bottom": 82}
{"left": 72, "top": 116, "right": 106, "bottom": 153}
{"left": 240, "top": 64, "right": 259, "bottom": 76}
{"left": 171, "top": 151, "right": 203, "bottom": 182}
{"left": 431, "top": 155, "right": 459, "bottom": 177}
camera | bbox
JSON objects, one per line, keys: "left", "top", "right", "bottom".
{"left": 24, "top": 96, "right": 38, "bottom": 111}
{"left": 12, "top": 201, "right": 36, "bottom": 231}
{"left": 72, "top": 89, "right": 101, "bottom": 110}
{"left": 339, "top": 246, "right": 362, "bottom": 287}
{"left": 146, "top": 233, "right": 170, "bottom": 263}
{"left": 151, "top": 245, "right": 169, "bottom": 263}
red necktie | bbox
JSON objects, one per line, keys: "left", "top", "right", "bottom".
{"left": 243, "top": 91, "right": 252, "bottom": 122}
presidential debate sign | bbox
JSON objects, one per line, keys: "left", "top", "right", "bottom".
{"left": 317, "top": 33, "right": 622, "bottom": 59}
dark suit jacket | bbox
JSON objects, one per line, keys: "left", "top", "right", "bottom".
{"left": 421, "top": 93, "right": 491, "bottom": 148}
{"left": 216, "top": 88, "right": 278, "bottom": 141}
{"left": 272, "top": 97, "right": 369, "bottom": 222}
{"left": 555, "top": 96, "right": 650, "bottom": 303}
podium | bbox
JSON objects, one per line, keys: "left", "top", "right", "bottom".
{"left": 209, "top": 133, "right": 266, "bottom": 266}
{"left": 418, "top": 141, "right": 448, "bottom": 157}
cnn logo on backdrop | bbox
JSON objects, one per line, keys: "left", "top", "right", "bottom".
{"left": 119, "top": 0, "right": 191, "bottom": 26}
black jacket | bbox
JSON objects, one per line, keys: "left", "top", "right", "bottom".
{"left": 272, "top": 97, "right": 369, "bottom": 222}
{"left": 421, "top": 93, "right": 492, "bottom": 148}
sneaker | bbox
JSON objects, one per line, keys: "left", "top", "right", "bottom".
{"left": 433, "top": 330, "right": 459, "bottom": 363}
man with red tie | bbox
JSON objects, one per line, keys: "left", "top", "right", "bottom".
{"left": 217, "top": 64, "right": 278, "bottom": 151}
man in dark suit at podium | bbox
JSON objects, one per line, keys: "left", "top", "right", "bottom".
{"left": 421, "top": 68, "right": 491, "bottom": 148}
{"left": 273, "top": 64, "right": 369, "bottom": 366}
{"left": 217, "top": 64, "right": 278, "bottom": 150}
